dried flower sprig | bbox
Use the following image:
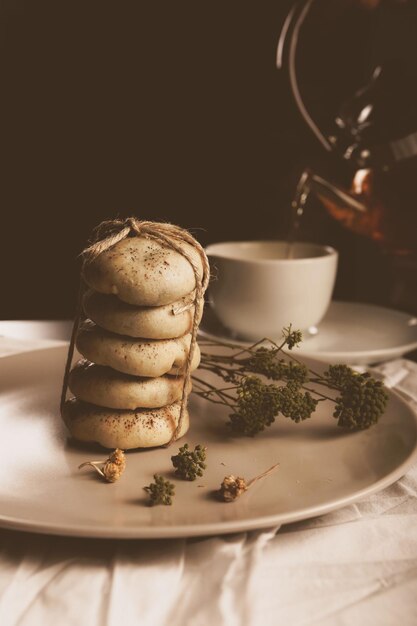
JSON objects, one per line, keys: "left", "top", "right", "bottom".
{"left": 218, "top": 463, "right": 280, "bottom": 502}
{"left": 78, "top": 449, "right": 126, "bottom": 482}
{"left": 194, "top": 329, "right": 388, "bottom": 436}
{"left": 144, "top": 474, "right": 175, "bottom": 505}
{"left": 171, "top": 443, "right": 207, "bottom": 481}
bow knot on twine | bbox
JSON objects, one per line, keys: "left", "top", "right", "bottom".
{"left": 61, "top": 217, "right": 210, "bottom": 446}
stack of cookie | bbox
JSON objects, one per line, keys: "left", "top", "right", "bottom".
{"left": 62, "top": 235, "right": 205, "bottom": 450}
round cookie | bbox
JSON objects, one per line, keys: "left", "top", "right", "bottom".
{"left": 83, "top": 289, "right": 202, "bottom": 339}
{"left": 69, "top": 360, "right": 190, "bottom": 409}
{"left": 82, "top": 236, "right": 204, "bottom": 306}
{"left": 62, "top": 398, "right": 189, "bottom": 449}
{"left": 76, "top": 322, "right": 201, "bottom": 377}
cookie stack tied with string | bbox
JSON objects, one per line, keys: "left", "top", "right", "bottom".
{"left": 61, "top": 218, "right": 209, "bottom": 450}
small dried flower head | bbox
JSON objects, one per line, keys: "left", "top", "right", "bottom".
{"left": 109, "top": 449, "right": 126, "bottom": 470}
{"left": 78, "top": 448, "right": 126, "bottom": 483}
{"left": 245, "top": 347, "right": 283, "bottom": 379}
{"left": 219, "top": 475, "right": 248, "bottom": 502}
{"left": 324, "top": 365, "right": 389, "bottom": 429}
{"left": 103, "top": 449, "right": 126, "bottom": 482}
{"left": 229, "top": 375, "right": 317, "bottom": 436}
{"left": 245, "top": 347, "right": 308, "bottom": 383}
{"left": 282, "top": 325, "right": 303, "bottom": 350}
{"left": 277, "top": 381, "right": 318, "bottom": 422}
{"left": 333, "top": 373, "right": 389, "bottom": 429}
{"left": 171, "top": 443, "right": 207, "bottom": 481}
{"left": 229, "top": 376, "right": 280, "bottom": 436}
{"left": 144, "top": 474, "right": 175, "bottom": 506}
{"left": 218, "top": 463, "right": 279, "bottom": 502}
{"left": 324, "top": 364, "right": 356, "bottom": 388}
{"left": 102, "top": 462, "right": 121, "bottom": 482}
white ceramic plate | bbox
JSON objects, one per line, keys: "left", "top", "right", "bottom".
{"left": 200, "top": 301, "right": 417, "bottom": 365}
{"left": 1, "top": 345, "right": 417, "bottom": 538}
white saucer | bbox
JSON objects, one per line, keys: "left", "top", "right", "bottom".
{"left": 199, "top": 302, "right": 417, "bottom": 365}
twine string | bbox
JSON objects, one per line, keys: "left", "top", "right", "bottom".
{"left": 61, "top": 217, "right": 210, "bottom": 445}
{"left": 60, "top": 280, "right": 85, "bottom": 413}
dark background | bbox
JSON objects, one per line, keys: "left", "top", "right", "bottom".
{"left": 1, "top": 0, "right": 413, "bottom": 319}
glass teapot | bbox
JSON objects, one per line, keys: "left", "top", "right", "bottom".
{"left": 277, "top": 0, "right": 417, "bottom": 258}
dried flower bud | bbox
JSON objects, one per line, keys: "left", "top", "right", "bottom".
{"left": 79, "top": 449, "right": 126, "bottom": 483}
{"left": 218, "top": 463, "right": 279, "bottom": 502}
{"left": 108, "top": 448, "right": 126, "bottom": 470}
{"left": 102, "top": 449, "right": 126, "bottom": 482}
{"left": 282, "top": 324, "right": 303, "bottom": 350}
{"left": 219, "top": 474, "right": 248, "bottom": 502}
{"left": 171, "top": 443, "right": 207, "bottom": 481}
{"left": 102, "top": 462, "right": 121, "bottom": 482}
{"left": 144, "top": 474, "right": 175, "bottom": 506}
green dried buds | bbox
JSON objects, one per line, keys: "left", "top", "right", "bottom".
{"left": 144, "top": 474, "right": 175, "bottom": 505}
{"left": 171, "top": 443, "right": 207, "bottom": 481}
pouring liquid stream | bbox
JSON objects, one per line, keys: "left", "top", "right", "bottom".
{"left": 286, "top": 168, "right": 370, "bottom": 259}
{"left": 286, "top": 170, "right": 311, "bottom": 259}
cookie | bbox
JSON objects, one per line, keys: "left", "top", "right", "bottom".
{"left": 83, "top": 289, "right": 201, "bottom": 339}
{"left": 69, "top": 360, "right": 190, "bottom": 409}
{"left": 62, "top": 398, "right": 189, "bottom": 449}
{"left": 82, "top": 236, "right": 204, "bottom": 306}
{"left": 76, "top": 322, "right": 200, "bottom": 377}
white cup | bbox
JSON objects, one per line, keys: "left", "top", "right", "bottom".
{"left": 205, "top": 241, "right": 338, "bottom": 340}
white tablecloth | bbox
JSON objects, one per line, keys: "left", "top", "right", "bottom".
{"left": 1, "top": 332, "right": 417, "bottom": 626}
